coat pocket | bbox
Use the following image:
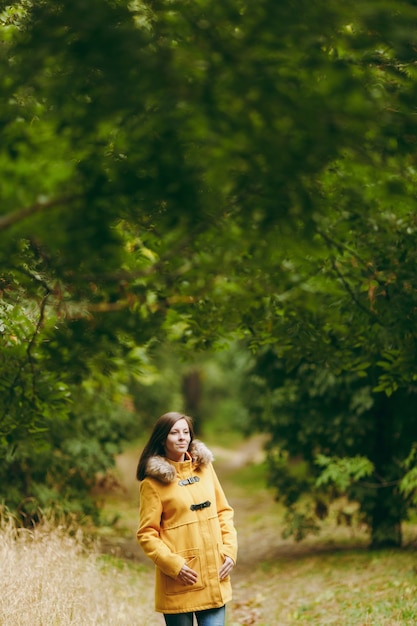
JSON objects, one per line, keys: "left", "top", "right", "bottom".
{"left": 163, "top": 548, "right": 205, "bottom": 595}
{"left": 217, "top": 543, "right": 230, "bottom": 582}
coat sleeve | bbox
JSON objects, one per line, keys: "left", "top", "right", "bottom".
{"left": 210, "top": 464, "right": 238, "bottom": 564}
{"left": 136, "top": 479, "right": 185, "bottom": 578}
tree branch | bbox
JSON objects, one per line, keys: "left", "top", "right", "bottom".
{"left": 0, "top": 290, "right": 51, "bottom": 430}
{"left": 316, "top": 227, "right": 387, "bottom": 289}
{"left": 0, "top": 195, "right": 81, "bottom": 232}
{"left": 330, "top": 257, "right": 381, "bottom": 323}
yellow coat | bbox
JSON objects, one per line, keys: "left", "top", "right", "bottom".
{"left": 137, "top": 441, "right": 238, "bottom": 614}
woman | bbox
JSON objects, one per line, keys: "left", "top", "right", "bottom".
{"left": 136, "top": 412, "right": 237, "bottom": 626}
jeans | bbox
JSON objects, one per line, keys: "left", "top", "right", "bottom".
{"left": 163, "top": 605, "right": 226, "bottom": 626}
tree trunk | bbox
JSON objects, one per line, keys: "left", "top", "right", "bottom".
{"left": 368, "top": 394, "right": 404, "bottom": 549}
{"left": 370, "top": 486, "right": 403, "bottom": 549}
{"left": 182, "top": 369, "right": 202, "bottom": 434}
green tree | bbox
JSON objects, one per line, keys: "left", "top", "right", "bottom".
{"left": 245, "top": 351, "right": 417, "bottom": 547}
{"left": 2, "top": 0, "right": 417, "bottom": 535}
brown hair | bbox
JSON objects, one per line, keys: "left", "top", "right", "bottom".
{"left": 136, "top": 412, "right": 195, "bottom": 481}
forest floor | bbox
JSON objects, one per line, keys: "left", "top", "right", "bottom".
{"left": 97, "top": 435, "right": 417, "bottom": 625}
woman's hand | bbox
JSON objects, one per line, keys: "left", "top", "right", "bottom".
{"left": 176, "top": 563, "right": 198, "bottom": 586}
{"left": 219, "top": 555, "right": 235, "bottom": 580}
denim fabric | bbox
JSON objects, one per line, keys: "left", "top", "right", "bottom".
{"left": 163, "top": 605, "right": 226, "bottom": 626}
{"left": 163, "top": 613, "right": 193, "bottom": 626}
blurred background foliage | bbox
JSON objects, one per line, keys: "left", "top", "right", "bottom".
{"left": 1, "top": 0, "right": 417, "bottom": 546}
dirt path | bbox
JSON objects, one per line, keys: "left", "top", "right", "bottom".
{"left": 99, "top": 436, "right": 367, "bottom": 625}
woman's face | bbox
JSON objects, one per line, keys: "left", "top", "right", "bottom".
{"left": 164, "top": 418, "right": 191, "bottom": 462}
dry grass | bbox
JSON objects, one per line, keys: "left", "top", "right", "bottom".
{"left": 0, "top": 513, "right": 157, "bottom": 626}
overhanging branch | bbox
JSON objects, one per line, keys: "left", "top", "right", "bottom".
{"left": 0, "top": 195, "right": 81, "bottom": 232}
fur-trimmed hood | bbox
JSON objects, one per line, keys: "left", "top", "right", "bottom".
{"left": 145, "top": 439, "right": 214, "bottom": 484}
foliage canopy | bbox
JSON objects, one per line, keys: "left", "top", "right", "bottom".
{"left": 1, "top": 0, "right": 417, "bottom": 540}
